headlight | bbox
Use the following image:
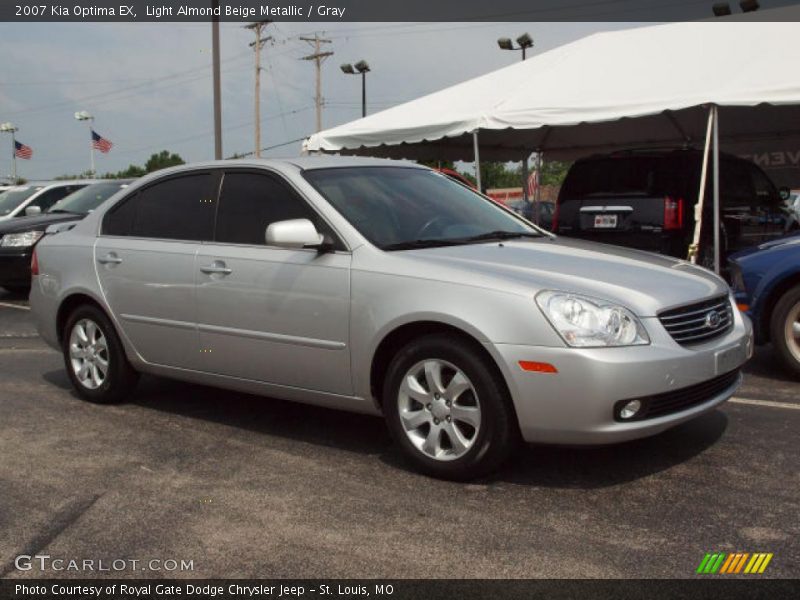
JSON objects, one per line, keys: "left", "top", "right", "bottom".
{"left": 536, "top": 291, "right": 650, "bottom": 348}
{"left": 0, "top": 230, "right": 44, "bottom": 248}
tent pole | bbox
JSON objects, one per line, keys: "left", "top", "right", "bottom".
{"left": 689, "top": 107, "right": 714, "bottom": 265}
{"left": 712, "top": 105, "right": 721, "bottom": 274}
{"left": 534, "top": 152, "right": 543, "bottom": 226}
{"left": 473, "top": 131, "right": 481, "bottom": 192}
{"left": 522, "top": 153, "right": 529, "bottom": 202}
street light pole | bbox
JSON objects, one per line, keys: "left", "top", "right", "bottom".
{"left": 75, "top": 111, "right": 95, "bottom": 176}
{"left": 340, "top": 60, "right": 371, "bottom": 118}
{"left": 497, "top": 32, "right": 534, "bottom": 61}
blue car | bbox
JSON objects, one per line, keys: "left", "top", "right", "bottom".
{"left": 729, "top": 233, "right": 800, "bottom": 378}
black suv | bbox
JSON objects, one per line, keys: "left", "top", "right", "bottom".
{"left": 553, "top": 149, "right": 788, "bottom": 266}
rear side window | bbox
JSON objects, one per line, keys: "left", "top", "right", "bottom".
{"left": 103, "top": 173, "right": 214, "bottom": 241}
{"left": 561, "top": 157, "right": 680, "bottom": 200}
{"left": 214, "top": 172, "right": 337, "bottom": 247}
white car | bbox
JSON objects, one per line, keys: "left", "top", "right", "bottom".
{"left": 0, "top": 181, "right": 95, "bottom": 221}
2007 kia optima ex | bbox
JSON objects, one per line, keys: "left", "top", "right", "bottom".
{"left": 30, "top": 157, "right": 753, "bottom": 480}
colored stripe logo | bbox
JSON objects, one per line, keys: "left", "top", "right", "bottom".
{"left": 697, "top": 552, "right": 773, "bottom": 574}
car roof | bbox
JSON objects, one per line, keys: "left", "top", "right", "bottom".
{"left": 6, "top": 179, "right": 101, "bottom": 188}
{"left": 139, "top": 156, "right": 421, "bottom": 177}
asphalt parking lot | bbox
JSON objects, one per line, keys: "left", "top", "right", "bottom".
{"left": 0, "top": 289, "right": 798, "bottom": 579}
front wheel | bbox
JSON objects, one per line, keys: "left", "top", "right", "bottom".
{"left": 63, "top": 305, "right": 139, "bottom": 403}
{"left": 770, "top": 285, "right": 800, "bottom": 379}
{"left": 383, "top": 334, "right": 518, "bottom": 480}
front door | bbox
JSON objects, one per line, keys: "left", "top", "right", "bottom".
{"left": 196, "top": 170, "right": 352, "bottom": 396}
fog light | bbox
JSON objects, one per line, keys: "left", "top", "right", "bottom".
{"left": 619, "top": 399, "right": 642, "bottom": 420}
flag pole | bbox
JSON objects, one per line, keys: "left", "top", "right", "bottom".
{"left": 10, "top": 129, "right": 17, "bottom": 183}
{"left": 88, "top": 118, "right": 95, "bottom": 176}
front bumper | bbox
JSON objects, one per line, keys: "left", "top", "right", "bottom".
{"left": 493, "top": 307, "right": 752, "bottom": 445}
{"left": 0, "top": 247, "right": 33, "bottom": 287}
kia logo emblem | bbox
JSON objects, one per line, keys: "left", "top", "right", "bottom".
{"left": 705, "top": 310, "right": 722, "bottom": 329}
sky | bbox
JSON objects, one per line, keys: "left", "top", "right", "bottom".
{"left": 0, "top": 21, "right": 644, "bottom": 180}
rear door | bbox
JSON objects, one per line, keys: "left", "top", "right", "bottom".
{"left": 195, "top": 170, "right": 352, "bottom": 395}
{"left": 96, "top": 172, "right": 216, "bottom": 369}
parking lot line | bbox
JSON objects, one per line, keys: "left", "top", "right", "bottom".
{"left": 0, "top": 302, "right": 30, "bottom": 311}
{"left": 730, "top": 397, "right": 800, "bottom": 411}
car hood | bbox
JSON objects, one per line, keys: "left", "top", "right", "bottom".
{"left": 0, "top": 213, "right": 84, "bottom": 234}
{"left": 730, "top": 231, "right": 800, "bottom": 260}
{"left": 388, "top": 236, "right": 728, "bottom": 317}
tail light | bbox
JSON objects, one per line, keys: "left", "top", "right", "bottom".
{"left": 31, "top": 247, "right": 39, "bottom": 277}
{"left": 551, "top": 203, "right": 560, "bottom": 232}
{"left": 664, "top": 197, "right": 684, "bottom": 231}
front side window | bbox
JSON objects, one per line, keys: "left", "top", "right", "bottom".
{"left": 27, "top": 185, "right": 85, "bottom": 213}
{"left": 303, "top": 167, "right": 538, "bottom": 250}
{"left": 0, "top": 187, "right": 42, "bottom": 216}
{"left": 214, "top": 172, "right": 338, "bottom": 247}
{"left": 103, "top": 173, "right": 214, "bottom": 241}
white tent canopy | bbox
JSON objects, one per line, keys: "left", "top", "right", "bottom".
{"left": 304, "top": 21, "right": 800, "bottom": 163}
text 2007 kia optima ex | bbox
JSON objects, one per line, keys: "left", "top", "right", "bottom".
{"left": 30, "top": 157, "right": 753, "bottom": 479}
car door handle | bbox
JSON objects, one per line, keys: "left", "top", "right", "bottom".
{"left": 97, "top": 253, "right": 122, "bottom": 265}
{"left": 200, "top": 263, "right": 232, "bottom": 275}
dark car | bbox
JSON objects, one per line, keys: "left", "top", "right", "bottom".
{"left": 0, "top": 179, "right": 133, "bottom": 294}
{"left": 729, "top": 234, "right": 800, "bottom": 378}
{"left": 553, "top": 149, "right": 788, "bottom": 267}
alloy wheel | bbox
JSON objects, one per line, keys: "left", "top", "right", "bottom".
{"left": 397, "top": 359, "right": 481, "bottom": 461}
{"left": 69, "top": 318, "right": 109, "bottom": 390}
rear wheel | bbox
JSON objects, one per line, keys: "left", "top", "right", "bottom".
{"left": 383, "top": 334, "right": 518, "bottom": 480}
{"left": 62, "top": 305, "right": 139, "bottom": 403}
{"left": 770, "top": 285, "right": 800, "bottom": 379}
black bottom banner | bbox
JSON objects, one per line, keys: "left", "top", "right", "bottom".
{"left": 1, "top": 579, "right": 798, "bottom": 600}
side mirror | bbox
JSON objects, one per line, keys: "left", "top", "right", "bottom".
{"left": 266, "top": 218, "right": 325, "bottom": 249}
{"left": 779, "top": 186, "right": 791, "bottom": 202}
{"left": 24, "top": 205, "right": 42, "bottom": 216}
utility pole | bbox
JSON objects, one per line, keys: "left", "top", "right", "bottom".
{"left": 300, "top": 34, "right": 333, "bottom": 133}
{"left": 211, "top": 0, "right": 222, "bottom": 159}
{"left": 246, "top": 20, "right": 272, "bottom": 158}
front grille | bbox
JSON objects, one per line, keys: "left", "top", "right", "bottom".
{"left": 658, "top": 296, "right": 733, "bottom": 345}
{"left": 614, "top": 369, "right": 741, "bottom": 422}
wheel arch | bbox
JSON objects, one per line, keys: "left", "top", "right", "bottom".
{"left": 369, "top": 320, "right": 517, "bottom": 417}
{"left": 56, "top": 292, "right": 110, "bottom": 345}
{"left": 758, "top": 272, "right": 800, "bottom": 343}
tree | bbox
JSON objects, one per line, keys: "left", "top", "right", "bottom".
{"left": 144, "top": 150, "right": 185, "bottom": 173}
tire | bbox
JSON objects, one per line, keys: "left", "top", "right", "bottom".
{"left": 62, "top": 304, "right": 139, "bottom": 403}
{"left": 383, "top": 334, "right": 518, "bottom": 480}
{"left": 769, "top": 284, "right": 800, "bottom": 379}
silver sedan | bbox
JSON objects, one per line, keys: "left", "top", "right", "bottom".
{"left": 30, "top": 157, "right": 752, "bottom": 479}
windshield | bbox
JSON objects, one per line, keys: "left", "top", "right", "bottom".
{"left": 0, "top": 187, "right": 42, "bottom": 216}
{"left": 303, "top": 167, "right": 538, "bottom": 250}
{"left": 49, "top": 181, "right": 129, "bottom": 214}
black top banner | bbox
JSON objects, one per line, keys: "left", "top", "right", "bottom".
{"left": 3, "top": 0, "right": 800, "bottom": 22}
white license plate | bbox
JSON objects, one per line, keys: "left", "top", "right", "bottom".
{"left": 715, "top": 344, "right": 746, "bottom": 375}
{"left": 594, "top": 214, "right": 618, "bottom": 228}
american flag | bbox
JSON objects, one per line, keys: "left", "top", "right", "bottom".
{"left": 91, "top": 130, "right": 113, "bottom": 153}
{"left": 14, "top": 140, "right": 32, "bottom": 160}
{"left": 526, "top": 168, "right": 539, "bottom": 199}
